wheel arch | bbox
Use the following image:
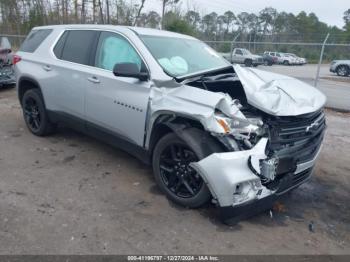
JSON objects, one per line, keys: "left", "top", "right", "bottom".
{"left": 17, "top": 76, "right": 43, "bottom": 106}
{"left": 148, "top": 113, "right": 225, "bottom": 159}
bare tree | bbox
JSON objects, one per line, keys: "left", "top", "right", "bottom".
{"left": 98, "top": 0, "right": 104, "bottom": 23}
{"left": 106, "top": 0, "right": 110, "bottom": 24}
{"left": 134, "top": 0, "right": 146, "bottom": 26}
{"left": 92, "top": 0, "right": 96, "bottom": 23}
{"left": 81, "top": 0, "right": 86, "bottom": 23}
{"left": 160, "top": 0, "right": 179, "bottom": 29}
{"left": 73, "top": 0, "right": 78, "bottom": 22}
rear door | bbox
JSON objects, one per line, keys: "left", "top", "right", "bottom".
{"left": 85, "top": 31, "right": 151, "bottom": 146}
{"left": 49, "top": 30, "right": 99, "bottom": 121}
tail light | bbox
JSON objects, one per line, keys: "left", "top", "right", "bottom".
{"left": 13, "top": 55, "right": 21, "bottom": 65}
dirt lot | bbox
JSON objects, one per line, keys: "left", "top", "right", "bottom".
{"left": 0, "top": 86, "right": 349, "bottom": 254}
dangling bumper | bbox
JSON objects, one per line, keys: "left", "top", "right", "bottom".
{"left": 190, "top": 137, "right": 323, "bottom": 223}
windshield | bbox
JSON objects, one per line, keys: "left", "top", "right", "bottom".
{"left": 140, "top": 35, "right": 229, "bottom": 77}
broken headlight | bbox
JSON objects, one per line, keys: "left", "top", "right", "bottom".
{"left": 215, "top": 114, "right": 263, "bottom": 136}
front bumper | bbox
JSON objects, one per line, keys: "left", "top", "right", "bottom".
{"left": 219, "top": 168, "right": 314, "bottom": 224}
{"left": 330, "top": 65, "right": 336, "bottom": 73}
{"left": 191, "top": 137, "right": 322, "bottom": 221}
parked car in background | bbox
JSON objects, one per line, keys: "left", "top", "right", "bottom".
{"left": 279, "top": 53, "right": 297, "bottom": 65}
{"left": 330, "top": 60, "right": 350, "bottom": 77}
{"left": 264, "top": 51, "right": 307, "bottom": 66}
{"left": 264, "top": 51, "right": 283, "bottom": 64}
{"left": 260, "top": 53, "right": 277, "bottom": 66}
{"left": 0, "top": 37, "right": 16, "bottom": 87}
{"left": 286, "top": 53, "right": 307, "bottom": 65}
{"left": 15, "top": 25, "right": 326, "bottom": 223}
{"left": 222, "top": 48, "right": 264, "bottom": 67}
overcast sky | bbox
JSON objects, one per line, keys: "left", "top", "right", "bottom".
{"left": 143, "top": 0, "right": 348, "bottom": 28}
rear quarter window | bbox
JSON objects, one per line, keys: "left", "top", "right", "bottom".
{"left": 19, "top": 29, "right": 52, "bottom": 53}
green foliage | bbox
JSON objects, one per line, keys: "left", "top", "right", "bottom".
{"left": 0, "top": 1, "right": 349, "bottom": 62}
{"left": 164, "top": 17, "right": 196, "bottom": 36}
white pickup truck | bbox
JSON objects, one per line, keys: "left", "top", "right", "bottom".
{"left": 221, "top": 48, "right": 264, "bottom": 67}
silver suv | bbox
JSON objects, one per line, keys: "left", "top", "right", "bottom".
{"left": 15, "top": 25, "right": 326, "bottom": 222}
{"left": 330, "top": 60, "right": 350, "bottom": 77}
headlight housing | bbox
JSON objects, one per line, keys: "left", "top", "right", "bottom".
{"left": 215, "top": 114, "right": 263, "bottom": 136}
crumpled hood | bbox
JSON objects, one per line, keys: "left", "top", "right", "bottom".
{"left": 233, "top": 65, "right": 326, "bottom": 116}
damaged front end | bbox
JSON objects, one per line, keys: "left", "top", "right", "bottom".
{"left": 148, "top": 65, "right": 326, "bottom": 223}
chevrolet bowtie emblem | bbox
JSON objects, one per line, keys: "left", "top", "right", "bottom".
{"left": 306, "top": 121, "right": 320, "bottom": 132}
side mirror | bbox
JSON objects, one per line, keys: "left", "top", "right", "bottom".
{"left": 113, "top": 62, "right": 149, "bottom": 81}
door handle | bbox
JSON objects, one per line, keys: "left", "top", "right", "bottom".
{"left": 87, "top": 76, "right": 100, "bottom": 84}
{"left": 42, "top": 65, "right": 52, "bottom": 72}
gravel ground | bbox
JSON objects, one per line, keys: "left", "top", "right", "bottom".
{"left": 0, "top": 86, "right": 349, "bottom": 254}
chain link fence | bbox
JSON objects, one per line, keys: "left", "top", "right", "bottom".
{"left": 204, "top": 37, "right": 350, "bottom": 88}
{"left": 204, "top": 40, "right": 350, "bottom": 63}
{"left": 2, "top": 33, "right": 349, "bottom": 88}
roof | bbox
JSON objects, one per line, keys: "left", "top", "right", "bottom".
{"left": 129, "top": 27, "right": 195, "bottom": 40}
{"left": 32, "top": 24, "right": 196, "bottom": 40}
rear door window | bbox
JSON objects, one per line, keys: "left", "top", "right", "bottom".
{"left": 60, "top": 30, "right": 99, "bottom": 65}
{"left": 19, "top": 29, "right": 52, "bottom": 53}
{"left": 53, "top": 31, "right": 69, "bottom": 58}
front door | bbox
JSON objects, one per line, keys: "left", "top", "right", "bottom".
{"left": 85, "top": 31, "right": 151, "bottom": 146}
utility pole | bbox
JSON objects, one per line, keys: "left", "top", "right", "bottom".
{"left": 314, "top": 33, "right": 330, "bottom": 87}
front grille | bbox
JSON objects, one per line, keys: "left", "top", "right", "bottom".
{"left": 268, "top": 110, "right": 325, "bottom": 145}
{"left": 266, "top": 110, "right": 326, "bottom": 163}
{"left": 263, "top": 110, "right": 325, "bottom": 191}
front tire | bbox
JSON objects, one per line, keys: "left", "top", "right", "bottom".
{"left": 336, "top": 65, "right": 349, "bottom": 77}
{"left": 244, "top": 59, "right": 252, "bottom": 67}
{"left": 22, "top": 89, "right": 55, "bottom": 136}
{"left": 152, "top": 132, "right": 212, "bottom": 208}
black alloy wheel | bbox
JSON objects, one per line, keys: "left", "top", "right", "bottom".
{"left": 152, "top": 132, "right": 213, "bottom": 208}
{"left": 159, "top": 143, "right": 203, "bottom": 199}
{"left": 336, "top": 65, "right": 349, "bottom": 77}
{"left": 22, "top": 89, "right": 55, "bottom": 136}
{"left": 24, "top": 96, "right": 41, "bottom": 133}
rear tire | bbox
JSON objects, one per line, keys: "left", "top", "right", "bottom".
{"left": 336, "top": 65, "right": 349, "bottom": 77}
{"left": 22, "top": 89, "right": 56, "bottom": 136}
{"left": 283, "top": 60, "right": 289, "bottom": 65}
{"left": 152, "top": 132, "right": 213, "bottom": 208}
